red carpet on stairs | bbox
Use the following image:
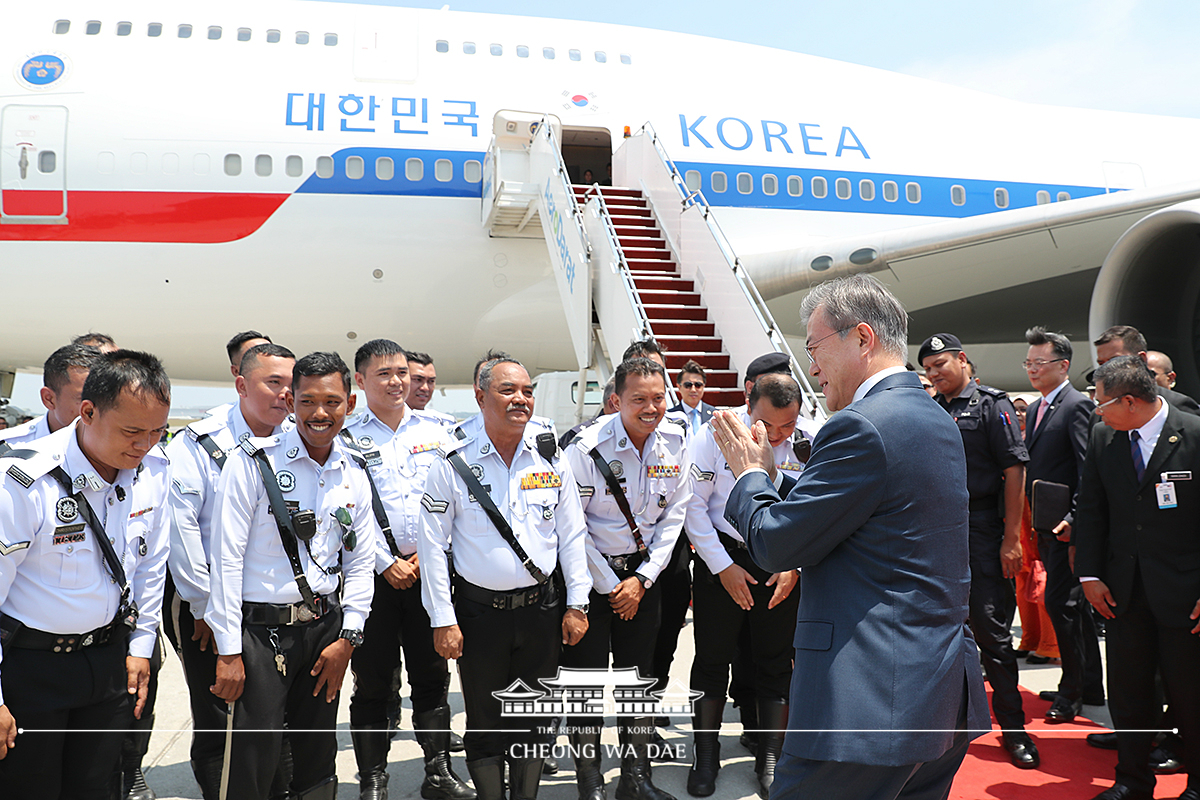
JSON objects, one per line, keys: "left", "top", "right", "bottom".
{"left": 949, "top": 686, "right": 1189, "bottom": 799}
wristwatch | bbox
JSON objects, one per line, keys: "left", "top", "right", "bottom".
{"left": 567, "top": 603, "right": 590, "bottom": 614}
{"left": 636, "top": 574, "right": 654, "bottom": 590}
{"left": 339, "top": 629, "right": 365, "bottom": 648}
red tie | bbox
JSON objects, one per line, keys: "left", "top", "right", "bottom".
{"left": 1034, "top": 400, "right": 1048, "bottom": 431}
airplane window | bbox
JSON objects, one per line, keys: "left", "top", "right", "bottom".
{"left": 685, "top": 170, "right": 701, "bottom": 191}
{"left": 376, "top": 157, "right": 394, "bottom": 180}
{"left": 1057, "top": 191, "right": 1071, "bottom": 202}
{"left": 569, "top": 49, "right": 581, "bottom": 61}
{"left": 463, "top": 42, "right": 476, "bottom": 54}
{"left": 131, "top": 152, "right": 148, "bottom": 175}
{"left": 86, "top": 21, "right": 101, "bottom": 35}
{"left": 882, "top": 180, "right": 898, "bottom": 202}
{"left": 325, "top": 33, "right": 338, "bottom": 46}
{"left": 162, "top": 153, "right": 179, "bottom": 175}
{"left": 179, "top": 24, "right": 193, "bottom": 39}
{"left": 436, "top": 40, "right": 449, "bottom": 53}
{"left": 98, "top": 152, "right": 115, "bottom": 175}
{"left": 255, "top": 155, "right": 272, "bottom": 177}
{"left": 148, "top": 23, "right": 162, "bottom": 37}
{"left": 406, "top": 158, "right": 424, "bottom": 181}
{"left": 1036, "top": 190, "right": 1050, "bottom": 205}
{"left": 194, "top": 153, "right": 210, "bottom": 175}
{"left": 737, "top": 173, "right": 753, "bottom": 194}
{"left": 835, "top": 178, "right": 851, "bottom": 199}
{"left": 517, "top": 45, "right": 529, "bottom": 58}
{"left": 316, "top": 156, "right": 334, "bottom": 179}
{"left": 620, "top": 54, "right": 632, "bottom": 65}
{"left": 464, "top": 160, "right": 483, "bottom": 183}
{"left": 994, "top": 187, "right": 1009, "bottom": 209}
{"left": 905, "top": 182, "right": 921, "bottom": 203}
{"left": 224, "top": 154, "right": 242, "bottom": 176}
{"left": 543, "top": 47, "right": 555, "bottom": 59}
{"left": 238, "top": 28, "right": 252, "bottom": 42}
{"left": 267, "top": 30, "right": 281, "bottom": 43}
{"left": 762, "top": 174, "right": 778, "bottom": 196}
{"left": 811, "top": 176, "right": 828, "bottom": 199}
{"left": 711, "top": 171, "right": 727, "bottom": 193}
{"left": 117, "top": 22, "right": 132, "bottom": 36}
{"left": 296, "top": 31, "right": 310, "bottom": 45}
{"left": 346, "top": 156, "right": 364, "bottom": 180}
{"left": 595, "top": 51, "right": 607, "bottom": 63}
{"left": 286, "top": 155, "right": 303, "bottom": 177}
{"left": 39, "top": 151, "right": 56, "bottom": 174}
{"left": 54, "top": 20, "right": 70, "bottom": 34}
{"left": 435, "top": 159, "right": 453, "bottom": 181}
{"left": 490, "top": 44, "right": 503, "bottom": 56}
{"left": 951, "top": 185, "right": 965, "bottom": 206}
{"left": 208, "top": 27, "right": 222, "bottom": 41}
{"left": 787, "top": 176, "right": 803, "bottom": 196}
{"left": 859, "top": 179, "right": 875, "bottom": 201}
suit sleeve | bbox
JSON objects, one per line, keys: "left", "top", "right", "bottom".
{"left": 727, "top": 410, "right": 887, "bottom": 573}
{"left": 1072, "top": 425, "right": 1110, "bottom": 580}
{"left": 1065, "top": 396, "right": 1092, "bottom": 528}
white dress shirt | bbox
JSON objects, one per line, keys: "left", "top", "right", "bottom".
{"left": 0, "top": 414, "right": 53, "bottom": 448}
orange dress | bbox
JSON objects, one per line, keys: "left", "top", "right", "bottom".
{"left": 1014, "top": 499, "right": 1060, "bottom": 658}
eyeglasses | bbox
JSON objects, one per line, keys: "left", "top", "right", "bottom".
{"left": 1094, "top": 394, "right": 1128, "bottom": 415}
{"left": 1021, "top": 358, "right": 1066, "bottom": 371}
{"left": 680, "top": 381, "right": 705, "bottom": 390}
{"left": 805, "top": 327, "right": 853, "bottom": 364}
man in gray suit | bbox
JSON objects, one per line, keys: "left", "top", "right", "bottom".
{"left": 711, "top": 274, "right": 988, "bottom": 800}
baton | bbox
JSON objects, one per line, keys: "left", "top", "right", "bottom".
{"left": 219, "top": 701, "right": 234, "bottom": 800}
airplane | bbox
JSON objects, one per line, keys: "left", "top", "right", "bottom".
{"left": 4, "top": 0, "right": 1200, "bottom": 407}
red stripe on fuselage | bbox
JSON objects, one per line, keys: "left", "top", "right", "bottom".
{"left": 0, "top": 191, "right": 290, "bottom": 243}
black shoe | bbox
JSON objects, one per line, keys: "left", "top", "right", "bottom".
{"left": 1013, "top": 650, "right": 1030, "bottom": 659}
{"left": 1087, "top": 732, "right": 1119, "bottom": 750}
{"left": 615, "top": 720, "right": 675, "bottom": 800}
{"left": 1001, "top": 732, "right": 1040, "bottom": 770}
{"left": 1026, "top": 654, "right": 1053, "bottom": 664}
{"left": 414, "top": 707, "right": 476, "bottom": 800}
{"left": 688, "top": 699, "right": 724, "bottom": 798}
{"left": 649, "top": 729, "right": 675, "bottom": 763}
{"left": 450, "top": 732, "right": 465, "bottom": 753}
{"left": 543, "top": 757, "right": 559, "bottom": 776}
{"left": 124, "top": 766, "right": 156, "bottom": 800}
{"left": 1045, "top": 696, "right": 1082, "bottom": 723}
{"left": 1150, "top": 745, "right": 1184, "bottom": 774}
{"left": 1088, "top": 785, "right": 1153, "bottom": 800}
{"left": 1038, "top": 690, "right": 1060, "bottom": 702}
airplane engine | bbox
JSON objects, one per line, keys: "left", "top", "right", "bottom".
{"left": 1090, "top": 198, "right": 1200, "bottom": 398}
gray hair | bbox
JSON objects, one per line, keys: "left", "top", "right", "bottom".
{"left": 478, "top": 356, "right": 524, "bottom": 392}
{"left": 799, "top": 274, "right": 909, "bottom": 361}
{"left": 1094, "top": 354, "right": 1157, "bottom": 403}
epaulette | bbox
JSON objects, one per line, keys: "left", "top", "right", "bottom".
{"left": 185, "top": 413, "right": 226, "bottom": 439}
{"left": 437, "top": 436, "right": 470, "bottom": 459}
{"left": 3, "top": 447, "right": 58, "bottom": 488}
{"left": 659, "top": 417, "right": 688, "bottom": 437}
{"left": 238, "top": 434, "right": 279, "bottom": 457}
{"left": 977, "top": 384, "right": 1007, "bottom": 399}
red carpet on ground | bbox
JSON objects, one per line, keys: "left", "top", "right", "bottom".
{"left": 948, "top": 686, "right": 1189, "bottom": 799}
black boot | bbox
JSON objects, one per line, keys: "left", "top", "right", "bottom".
{"left": 123, "top": 759, "right": 155, "bottom": 800}
{"left": 571, "top": 728, "right": 606, "bottom": 800}
{"left": 687, "top": 698, "right": 723, "bottom": 798}
{"left": 270, "top": 734, "right": 296, "bottom": 800}
{"left": 467, "top": 757, "right": 506, "bottom": 800}
{"left": 615, "top": 719, "right": 675, "bottom": 800}
{"left": 451, "top": 732, "right": 466, "bottom": 753}
{"left": 190, "top": 758, "right": 225, "bottom": 800}
{"left": 737, "top": 700, "right": 758, "bottom": 757}
{"left": 416, "top": 706, "right": 476, "bottom": 800}
{"left": 296, "top": 776, "right": 337, "bottom": 800}
{"left": 754, "top": 699, "right": 787, "bottom": 800}
{"left": 508, "top": 757, "right": 545, "bottom": 800}
{"left": 352, "top": 720, "right": 392, "bottom": 800}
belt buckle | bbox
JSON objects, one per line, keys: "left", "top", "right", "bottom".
{"left": 610, "top": 555, "right": 626, "bottom": 571}
{"left": 292, "top": 603, "right": 317, "bottom": 624}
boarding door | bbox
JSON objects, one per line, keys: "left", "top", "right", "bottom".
{"left": 1, "top": 105, "right": 68, "bottom": 223}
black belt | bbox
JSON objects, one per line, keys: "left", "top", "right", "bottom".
{"left": 0, "top": 613, "right": 130, "bottom": 653}
{"left": 243, "top": 594, "right": 336, "bottom": 626}
{"left": 454, "top": 578, "right": 543, "bottom": 611}
{"left": 968, "top": 495, "right": 999, "bottom": 513}
{"left": 603, "top": 552, "right": 645, "bottom": 573}
{"left": 718, "top": 530, "right": 748, "bottom": 553}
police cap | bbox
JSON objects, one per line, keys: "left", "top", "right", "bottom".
{"left": 917, "top": 333, "right": 964, "bottom": 365}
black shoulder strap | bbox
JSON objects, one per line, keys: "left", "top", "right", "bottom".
{"left": 586, "top": 447, "right": 648, "bottom": 555}
{"left": 338, "top": 431, "right": 402, "bottom": 559}
{"left": 247, "top": 447, "right": 320, "bottom": 614}
{"left": 446, "top": 450, "right": 548, "bottom": 585}
{"left": 0, "top": 440, "right": 11, "bottom": 458}
{"left": 194, "top": 432, "right": 228, "bottom": 470}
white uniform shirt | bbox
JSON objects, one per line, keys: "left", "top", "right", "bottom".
{"left": 165, "top": 404, "right": 279, "bottom": 620}
{"left": 417, "top": 426, "right": 591, "bottom": 628}
{"left": 0, "top": 414, "right": 52, "bottom": 448}
{"left": 685, "top": 411, "right": 806, "bottom": 575}
{"left": 0, "top": 421, "right": 170, "bottom": 705}
{"left": 207, "top": 427, "right": 379, "bottom": 657}
{"left": 416, "top": 408, "right": 459, "bottom": 428}
{"left": 342, "top": 406, "right": 447, "bottom": 570}
{"left": 566, "top": 414, "right": 690, "bottom": 594}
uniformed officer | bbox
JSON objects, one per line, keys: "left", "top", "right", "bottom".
{"left": 418, "top": 356, "right": 591, "bottom": 800}
{"left": 684, "top": 373, "right": 804, "bottom": 799}
{"left": 207, "top": 352, "right": 379, "bottom": 800}
{"left": 165, "top": 343, "right": 296, "bottom": 799}
{"left": 406, "top": 352, "right": 458, "bottom": 426}
{"left": 0, "top": 350, "right": 172, "bottom": 800}
{"left": 564, "top": 357, "right": 689, "bottom": 800}
{"left": 343, "top": 340, "right": 474, "bottom": 800}
{"left": 0, "top": 343, "right": 103, "bottom": 454}
{"left": 920, "top": 333, "right": 1037, "bottom": 769}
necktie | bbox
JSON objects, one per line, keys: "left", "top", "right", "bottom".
{"left": 1131, "top": 430, "right": 1146, "bottom": 483}
{"left": 1034, "top": 400, "right": 1048, "bottom": 431}
{"left": 692, "top": 408, "right": 700, "bottom": 434}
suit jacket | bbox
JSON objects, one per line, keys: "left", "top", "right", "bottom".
{"left": 1024, "top": 383, "right": 1092, "bottom": 526}
{"left": 1088, "top": 384, "right": 1200, "bottom": 432}
{"left": 669, "top": 401, "right": 715, "bottom": 427}
{"left": 724, "top": 371, "right": 989, "bottom": 767}
{"left": 1075, "top": 403, "right": 1200, "bottom": 624}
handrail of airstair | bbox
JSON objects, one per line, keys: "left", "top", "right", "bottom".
{"left": 533, "top": 120, "right": 594, "bottom": 267}
{"left": 636, "top": 123, "right": 825, "bottom": 420}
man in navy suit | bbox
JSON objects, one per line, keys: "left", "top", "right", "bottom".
{"left": 710, "top": 274, "right": 988, "bottom": 800}
{"left": 669, "top": 359, "right": 716, "bottom": 438}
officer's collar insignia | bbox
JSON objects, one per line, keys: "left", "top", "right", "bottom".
{"left": 618, "top": 437, "right": 627, "bottom": 448}
{"left": 481, "top": 443, "right": 491, "bottom": 455}
{"left": 84, "top": 472, "right": 105, "bottom": 492}
{"left": 72, "top": 473, "right": 88, "bottom": 490}
{"left": 469, "top": 464, "right": 484, "bottom": 481}
{"left": 239, "top": 432, "right": 251, "bottom": 442}
{"left": 609, "top": 460, "right": 624, "bottom": 478}
{"left": 277, "top": 470, "right": 296, "bottom": 492}
{"left": 56, "top": 497, "right": 79, "bottom": 523}
{"left": 287, "top": 446, "right": 300, "bottom": 458}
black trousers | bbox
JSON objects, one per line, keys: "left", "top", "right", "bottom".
{"left": 169, "top": 593, "right": 230, "bottom": 764}
{"left": 0, "top": 635, "right": 131, "bottom": 800}
{"left": 1038, "top": 532, "right": 1104, "bottom": 702}
{"left": 226, "top": 609, "right": 342, "bottom": 800}
{"left": 966, "top": 511, "right": 1024, "bottom": 730}
{"left": 350, "top": 574, "right": 450, "bottom": 725}
{"left": 690, "top": 548, "right": 798, "bottom": 702}
{"left": 650, "top": 538, "right": 692, "bottom": 697}
{"left": 456, "top": 592, "right": 561, "bottom": 761}
{"left": 1107, "top": 573, "right": 1200, "bottom": 794}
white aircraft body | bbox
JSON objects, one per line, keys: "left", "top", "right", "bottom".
{"left": 4, "top": 1, "right": 1200, "bottom": 394}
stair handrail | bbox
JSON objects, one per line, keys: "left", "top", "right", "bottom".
{"left": 635, "top": 123, "right": 825, "bottom": 420}
{"left": 534, "top": 119, "right": 593, "bottom": 267}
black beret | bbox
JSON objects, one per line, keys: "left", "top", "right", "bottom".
{"left": 744, "top": 352, "right": 792, "bottom": 385}
{"left": 917, "top": 333, "right": 963, "bottom": 365}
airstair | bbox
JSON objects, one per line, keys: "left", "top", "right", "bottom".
{"left": 481, "top": 111, "right": 825, "bottom": 421}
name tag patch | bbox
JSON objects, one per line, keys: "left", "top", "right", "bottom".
{"left": 520, "top": 471, "right": 562, "bottom": 489}
{"left": 647, "top": 465, "right": 680, "bottom": 479}
{"left": 54, "top": 526, "right": 86, "bottom": 545}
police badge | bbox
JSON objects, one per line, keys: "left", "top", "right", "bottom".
{"left": 56, "top": 497, "right": 79, "bottom": 523}
{"left": 277, "top": 471, "right": 297, "bottom": 492}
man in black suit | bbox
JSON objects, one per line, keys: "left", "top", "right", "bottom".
{"left": 669, "top": 359, "right": 717, "bottom": 438}
{"left": 1092, "top": 326, "right": 1200, "bottom": 416}
{"left": 1074, "top": 356, "right": 1200, "bottom": 800}
{"left": 1022, "top": 326, "right": 1104, "bottom": 722}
